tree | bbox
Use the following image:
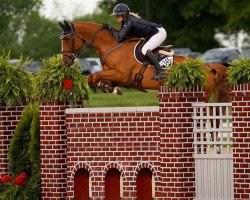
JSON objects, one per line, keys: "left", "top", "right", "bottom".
{"left": 217, "top": 0, "right": 250, "bottom": 48}
{"left": 0, "top": 0, "right": 41, "bottom": 58}
{"left": 21, "top": 12, "right": 61, "bottom": 59}
{"left": 220, "top": 0, "right": 250, "bottom": 33}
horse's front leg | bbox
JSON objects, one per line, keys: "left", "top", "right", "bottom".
{"left": 87, "top": 73, "right": 122, "bottom": 95}
{"left": 86, "top": 64, "right": 113, "bottom": 89}
{"left": 92, "top": 70, "right": 128, "bottom": 95}
{"left": 92, "top": 70, "right": 129, "bottom": 85}
{"left": 86, "top": 74, "right": 95, "bottom": 87}
{"left": 97, "top": 80, "right": 122, "bottom": 95}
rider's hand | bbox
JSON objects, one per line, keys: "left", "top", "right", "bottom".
{"left": 103, "top": 23, "right": 112, "bottom": 30}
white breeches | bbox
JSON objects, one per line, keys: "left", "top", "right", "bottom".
{"left": 141, "top": 27, "right": 167, "bottom": 55}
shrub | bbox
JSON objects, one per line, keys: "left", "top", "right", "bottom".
{"left": 165, "top": 58, "right": 207, "bottom": 90}
{"left": 227, "top": 56, "right": 250, "bottom": 84}
{"left": 8, "top": 104, "right": 34, "bottom": 176}
{"left": 0, "top": 51, "right": 33, "bottom": 106}
{"left": 4, "top": 103, "right": 41, "bottom": 199}
{"left": 33, "top": 54, "right": 91, "bottom": 106}
{"left": 26, "top": 103, "right": 41, "bottom": 199}
{"left": 0, "top": 185, "right": 27, "bottom": 200}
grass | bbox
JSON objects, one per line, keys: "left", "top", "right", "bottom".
{"left": 85, "top": 88, "right": 159, "bottom": 107}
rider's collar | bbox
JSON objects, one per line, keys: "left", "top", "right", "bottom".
{"left": 122, "top": 14, "right": 129, "bottom": 24}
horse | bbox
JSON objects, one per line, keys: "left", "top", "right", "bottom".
{"left": 59, "top": 20, "right": 231, "bottom": 103}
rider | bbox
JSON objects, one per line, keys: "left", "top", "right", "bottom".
{"left": 103, "top": 3, "right": 167, "bottom": 80}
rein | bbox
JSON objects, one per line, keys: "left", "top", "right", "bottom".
{"left": 101, "top": 39, "right": 140, "bottom": 63}
{"left": 61, "top": 24, "right": 105, "bottom": 61}
{"left": 61, "top": 23, "right": 141, "bottom": 67}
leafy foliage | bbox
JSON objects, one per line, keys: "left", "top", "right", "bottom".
{"left": 0, "top": 185, "right": 26, "bottom": 200}
{"left": 34, "top": 54, "right": 91, "bottom": 106}
{"left": 227, "top": 57, "right": 250, "bottom": 84}
{"left": 4, "top": 103, "right": 40, "bottom": 199}
{"left": 0, "top": 0, "right": 41, "bottom": 58}
{"left": 219, "top": 0, "right": 250, "bottom": 33}
{"left": 165, "top": 58, "right": 207, "bottom": 89}
{"left": 21, "top": 12, "right": 61, "bottom": 59}
{"left": 0, "top": 51, "right": 33, "bottom": 106}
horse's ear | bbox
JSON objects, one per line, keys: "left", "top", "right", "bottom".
{"left": 64, "top": 20, "right": 72, "bottom": 31}
{"left": 58, "top": 21, "right": 65, "bottom": 30}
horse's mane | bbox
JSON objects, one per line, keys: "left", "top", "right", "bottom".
{"left": 74, "top": 22, "right": 101, "bottom": 27}
{"left": 73, "top": 22, "right": 119, "bottom": 44}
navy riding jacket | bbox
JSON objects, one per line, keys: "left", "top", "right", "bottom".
{"left": 109, "top": 15, "right": 162, "bottom": 42}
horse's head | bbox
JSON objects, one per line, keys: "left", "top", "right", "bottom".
{"left": 59, "top": 20, "right": 84, "bottom": 67}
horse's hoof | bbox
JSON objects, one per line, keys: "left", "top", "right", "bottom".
{"left": 113, "top": 87, "right": 122, "bottom": 95}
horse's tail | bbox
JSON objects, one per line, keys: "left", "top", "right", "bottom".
{"left": 208, "top": 64, "right": 232, "bottom": 103}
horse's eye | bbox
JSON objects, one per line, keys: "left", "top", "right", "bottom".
{"left": 64, "top": 35, "right": 71, "bottom": 40}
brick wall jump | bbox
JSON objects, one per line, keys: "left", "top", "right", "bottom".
{"left": 3, "top": 84, "right": 250, "bottom": 199}
{"left": 65, "top": 106, "right": 160, "bottom": 199}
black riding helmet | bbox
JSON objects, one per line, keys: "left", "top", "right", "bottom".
{"left": 110, "top": 3, "right": 130, "bottom": 16}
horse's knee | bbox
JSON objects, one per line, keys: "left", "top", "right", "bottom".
{"left": 97, "top": 80, "right": 114, "bottom": 93}
{"left": 86, "top": 74, "right": 94, "bottom": 86}
{"left": 92, "top": 74, "right": 100, "bottom": 84}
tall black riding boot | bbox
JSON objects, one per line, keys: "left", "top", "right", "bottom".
{"left": 146, "top": 50, "right": 167, "bottom": 80}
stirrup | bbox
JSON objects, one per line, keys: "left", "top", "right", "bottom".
{"left": 151, "top": 71, "right": 167, "bottom": 80}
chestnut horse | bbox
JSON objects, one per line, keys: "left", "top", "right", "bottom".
{"left": 59, "top": 21, "right": 231, "bottom": 103}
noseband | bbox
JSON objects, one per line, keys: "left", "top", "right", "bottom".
{"left": 60, "top": 24, "right": 104, "bottom": 61}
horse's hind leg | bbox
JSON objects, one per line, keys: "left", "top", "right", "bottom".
{"left": 204, "top": 70, "right": 215, "bottom": 103}
{"left": 213, "top": 74, "right": 232, "bottom": 103}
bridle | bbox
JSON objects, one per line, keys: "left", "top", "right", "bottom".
{"left": 60, "top": 23, "right": 105, "bottom": 61}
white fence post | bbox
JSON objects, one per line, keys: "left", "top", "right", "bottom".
{"left": 192, "top": 103, "right": 233, "bottom": 200}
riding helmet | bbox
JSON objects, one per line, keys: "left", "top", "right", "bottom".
{"left": 110, "top": 3, "right": 130, "bottom": 16}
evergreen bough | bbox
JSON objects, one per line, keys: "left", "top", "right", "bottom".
{"left": 227, "top": 56, "right": 250, "bottom": 84}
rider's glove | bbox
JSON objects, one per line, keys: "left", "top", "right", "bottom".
{"left": 103, "top": 23, "right": 112, "bottom": 30}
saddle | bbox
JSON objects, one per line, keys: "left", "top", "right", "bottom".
{"left": 130, "top": 39, "right": 174, "bottom": 92}
{"left": 133, "top": 39, "right": 174, "bottom": 68}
